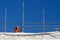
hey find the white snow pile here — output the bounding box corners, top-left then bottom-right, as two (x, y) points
(0, 31), (60, 40)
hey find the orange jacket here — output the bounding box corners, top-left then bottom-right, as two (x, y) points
(15, 26), (21, 33)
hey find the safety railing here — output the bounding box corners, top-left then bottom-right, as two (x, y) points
(0, 22), (60, 32)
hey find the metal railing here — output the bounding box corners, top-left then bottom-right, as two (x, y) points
(0, 22), (60, 32)
(0, 22), (60, 24)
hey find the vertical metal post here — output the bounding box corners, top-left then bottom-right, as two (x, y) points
(5, 8), (7, 32)
(22, 0), (24, 32)
(43, 8), (45, 32)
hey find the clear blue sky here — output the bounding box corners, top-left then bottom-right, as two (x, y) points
(0, 0), (60, 32)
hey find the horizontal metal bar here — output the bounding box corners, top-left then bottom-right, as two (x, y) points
(0, 22), (60, 24)
(4, 27), (60, 29)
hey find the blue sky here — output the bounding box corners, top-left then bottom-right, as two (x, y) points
(0, 0), (60, 32)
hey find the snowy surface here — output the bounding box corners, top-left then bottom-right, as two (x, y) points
(0, 31), (60, 40)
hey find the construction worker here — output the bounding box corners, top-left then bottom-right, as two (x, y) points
(15, 26), (21, 33)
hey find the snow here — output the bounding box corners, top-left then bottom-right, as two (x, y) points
(0, 31), (60, 40)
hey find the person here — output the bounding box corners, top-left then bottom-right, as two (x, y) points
(15, 26), (21, 33)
